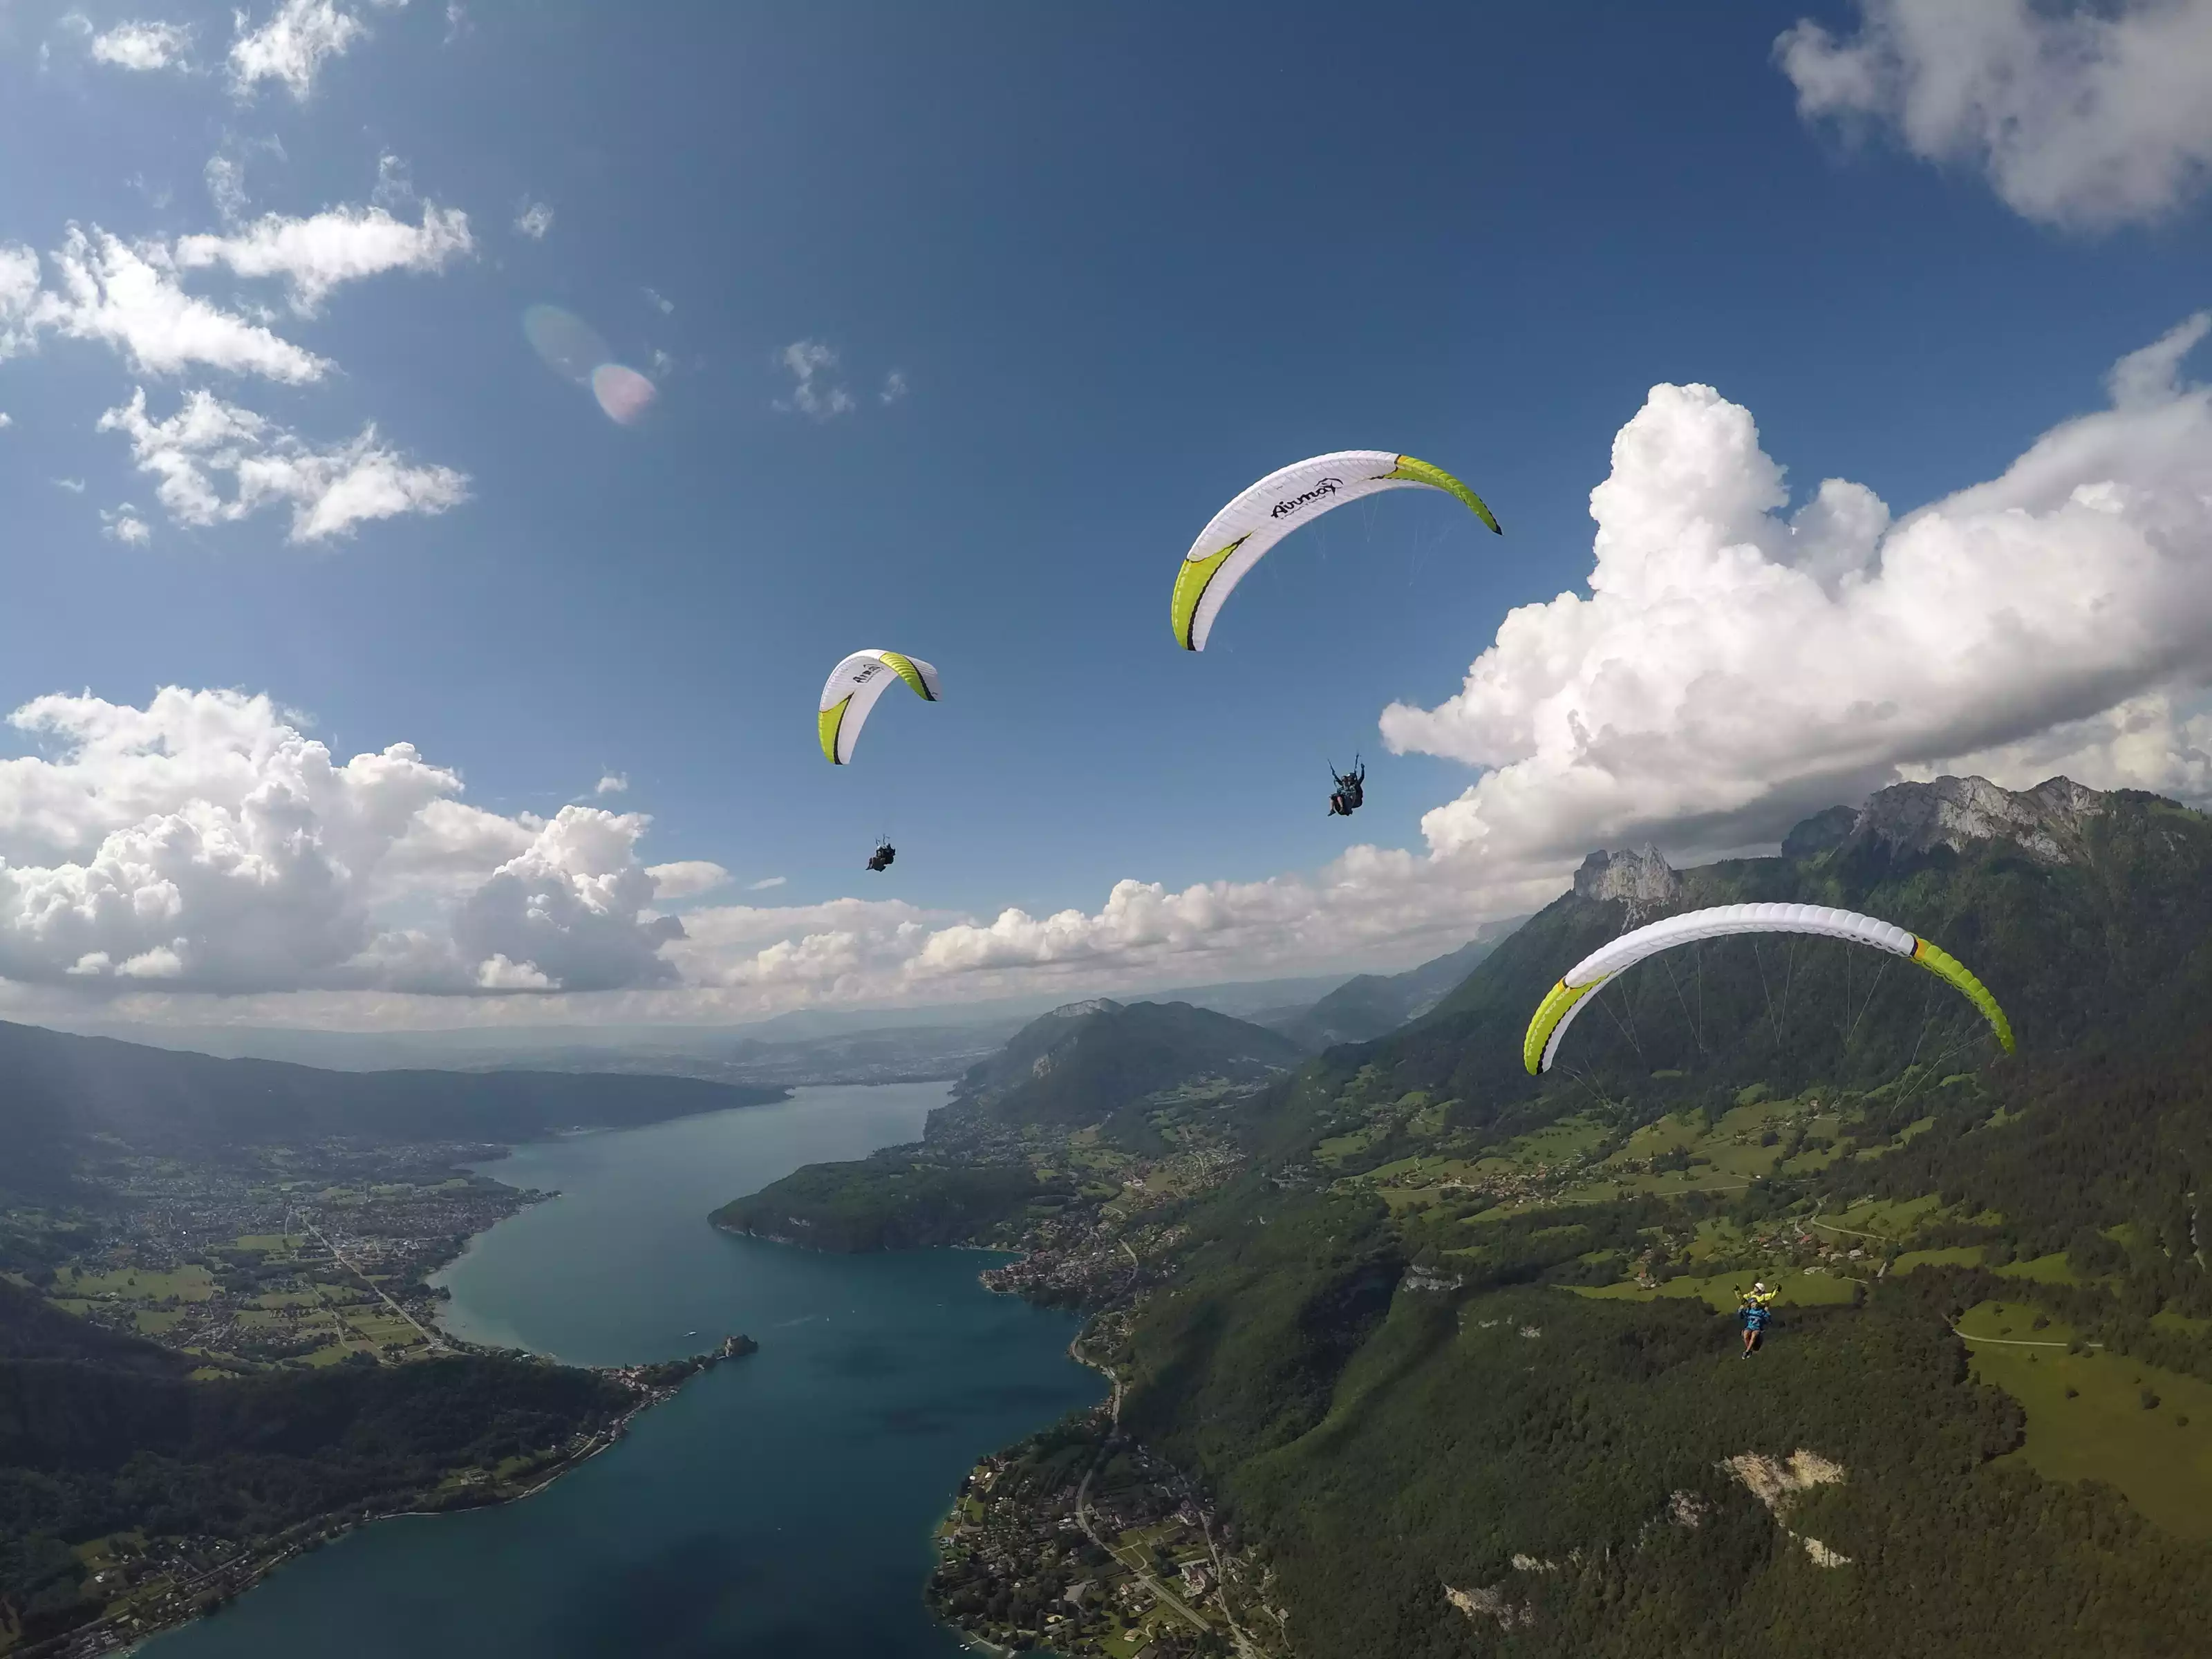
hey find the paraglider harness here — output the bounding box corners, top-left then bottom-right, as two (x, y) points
(1738, 1288), (1776, 1352)
(1327, 757), (1366, 818)
(865, 840), (896, 873)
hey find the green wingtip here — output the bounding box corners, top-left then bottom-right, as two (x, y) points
(1387, 455), (1502, 536)
(877, 651), (934, 700)
(1522, 977), (1593, 1074)
(1911, 938), (2016, 1055)
(818, 697), (850, 764)
(1171, 538), (1244, 650)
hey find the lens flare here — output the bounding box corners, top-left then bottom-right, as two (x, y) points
(524, 305), (659, 426)
(522, 304), (607, 384)
(592, 362), (658, 425)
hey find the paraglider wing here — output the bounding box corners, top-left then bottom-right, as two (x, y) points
(1521, 901), (2015, 1075)
(1170, 451), (1500, 651)
(817, 650), (942, 765)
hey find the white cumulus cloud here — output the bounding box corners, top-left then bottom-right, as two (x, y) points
(646, 861), (731, 899)
(1381, 311), (2212, 865)
(90, 20), (193, 71)
(647, 846), (1558, 1016)
(452, 807), (683, 993)
(1778, 0), (2212, 230)
(173, 201), (472, 315)
(1, 245), (45, 359)
(0, 688), (683, 995)
(101, 505), (152, 544)
(99, 386), (469, 543)
(229, 0), (370, 100)
(37, 225), (328, 383)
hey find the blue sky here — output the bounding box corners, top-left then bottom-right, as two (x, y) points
(1, 0), (2210, 1028)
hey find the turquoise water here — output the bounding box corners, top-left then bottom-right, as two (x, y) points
(149, 1082), (1103, 1656)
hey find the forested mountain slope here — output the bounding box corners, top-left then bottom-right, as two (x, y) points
(1250, 774), (2212, 1165)
(956, 999), (1310, 1130)
(1108, 777), (2212, 1659)
(1269, 932), (1512, 1051)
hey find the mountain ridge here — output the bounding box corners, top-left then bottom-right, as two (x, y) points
(0, 1020), (791, 1214)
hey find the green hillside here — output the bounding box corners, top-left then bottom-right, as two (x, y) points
(711, 1161), (1065, 1253)
(1253, 778), (2212, 1170)
(715, 1000), (1307, 1252)
(959, 999), (1310, 1139)
(713, 778), (2212, 1656)
(1082, 779), (2212, 1657)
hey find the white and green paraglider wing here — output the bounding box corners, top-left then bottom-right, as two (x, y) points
(1521, 901), (2015, 1075)
(817, 649), (941, 765)
(1170, 451), (1500, 651)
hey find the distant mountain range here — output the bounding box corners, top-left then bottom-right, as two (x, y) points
(1263, 926), (1519, 1050)
(0, 1021), (785, 1201)
(36, 969), (1407, 1080)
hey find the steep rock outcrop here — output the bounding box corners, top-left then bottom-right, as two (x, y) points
(1844, 775), (2109, 864)
(1572, 845), (1682, 911)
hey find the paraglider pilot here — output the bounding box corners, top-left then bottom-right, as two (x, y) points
(1328, 758), (1366, 818)
(1739, 1281), (1776, 1357)
(866, 841), (896, 873)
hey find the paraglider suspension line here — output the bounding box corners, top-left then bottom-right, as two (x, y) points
(1839, 955), (1892, 1056)
(1594, 977), (1646, 1065)
(1752, 938), (1787, 1058)
(1658, 953), (1708, 1064)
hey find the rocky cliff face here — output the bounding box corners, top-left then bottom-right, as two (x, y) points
(1841, 775), (2109, 864)
(1042, 997), (1121, 1020)
(1572, 845), (1683, 910)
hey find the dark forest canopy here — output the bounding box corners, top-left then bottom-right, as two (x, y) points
(0, 1279), (630, 1644)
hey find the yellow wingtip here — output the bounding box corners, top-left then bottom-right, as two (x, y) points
(1910, 937), (2016, 1055)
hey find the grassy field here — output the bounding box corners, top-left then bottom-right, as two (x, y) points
(54, 1264), (215, 1302)
(1995, 1251), (2084, 1286)
(1812, 1193), (1943, 1239)
(1573, 1268), (1861, 1311)
(1960, 1299), (2212, 1541)
(1891, 1245), (1983, 1273)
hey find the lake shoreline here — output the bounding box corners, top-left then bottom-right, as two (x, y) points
(82, 1342), (750, 1659)
(141, 1082), (1095, 1659)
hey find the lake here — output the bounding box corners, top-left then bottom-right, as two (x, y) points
(147, 1081), (1104, 1657)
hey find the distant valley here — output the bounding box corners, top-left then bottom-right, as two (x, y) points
(0, 1033), (777, 1652)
